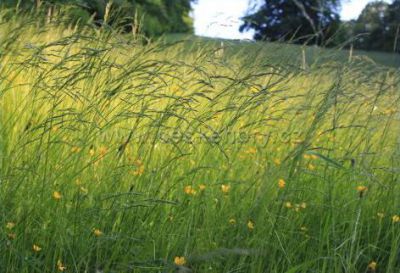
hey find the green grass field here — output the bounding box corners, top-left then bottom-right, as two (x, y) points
(1, 14), (400, 273)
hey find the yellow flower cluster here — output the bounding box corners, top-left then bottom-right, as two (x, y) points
(285, 202), (307, 212)
(174, 256), (186, 266)
(132, 159), (145, 176)
(184, 186), (196, 196)
(184, 184), (207, 196)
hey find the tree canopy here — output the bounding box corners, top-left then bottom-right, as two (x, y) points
(352, 0), (400, 52)
(240, 0), (341, 45)
(1, 0), (194, 36)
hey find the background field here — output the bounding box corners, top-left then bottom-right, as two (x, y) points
(0, 15), (400, 273)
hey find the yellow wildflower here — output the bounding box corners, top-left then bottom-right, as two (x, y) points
(229, 218), (236, 225)
(368, 261), (377, 271)
(247, 220), (255, 231)
(357, 186), (368, 193)
(278, 179), (286, 189)
(285, 202), (292, 208)
(6, 222), (16, 229)
(174, 256), (186, 266)
(392, 215), (400, 223)
(52, 191), (62, 200)
(131, 159), (145, 176)
(32, 244), (42, 252)
(57, 260), (67, 272)
(308, 164), (316, 170)
(93, 229), (103, 236)
(357, 186), (368, 198)
(199, 184), (206, 191)
(89, 149), (95, 157)
(300, 202), (307, 209)
(221, 184), (231, 194)
(274, 159), (281, 166)
(184, 186), (196, 196)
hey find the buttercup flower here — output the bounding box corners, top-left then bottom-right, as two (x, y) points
(93, 229), (103, 236)
(357, 186), (368, 193)
(32, 244), (42, 252)
(6, 222), (15, 229)
(53, 191), (62, 200)
(278, 179), (286, 189)
(357, 186), (368, 198)
(174, 256), (186, 266)
(368, 261), (377, 271)
(184, 186), (196, 196)
(247, 220), (255, 230)
(57, 260), (67, 272)
(221, 184), (231, 193)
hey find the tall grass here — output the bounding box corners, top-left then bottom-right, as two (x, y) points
(0, 11), (400, 273)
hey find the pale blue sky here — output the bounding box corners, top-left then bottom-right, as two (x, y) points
(193, 0), (393, 40)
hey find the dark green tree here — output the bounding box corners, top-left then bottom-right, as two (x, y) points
(240, 0), (341, 45)
(0, 0), (195, 36)
(352, 1), (390, 51)
(352, 0), (400, 52)
(387, 0), (400, 52)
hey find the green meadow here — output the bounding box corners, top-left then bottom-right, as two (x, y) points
(0, 13), (400, 273)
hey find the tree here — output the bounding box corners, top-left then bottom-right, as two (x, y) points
(352, 1), (390, 51)
(386, 0), (400, 52)
(352, 0), (400, 52)
(240, 0), (341, 45)
(0, 0), (195, 36)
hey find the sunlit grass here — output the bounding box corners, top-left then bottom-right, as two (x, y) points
(0, 11), (400, 273)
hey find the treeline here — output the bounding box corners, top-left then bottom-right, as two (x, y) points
(1, 0), (399, 53)
(242, 0), (400, 53)
(349, 1), (400, 52)
(0, 0), (193, 36)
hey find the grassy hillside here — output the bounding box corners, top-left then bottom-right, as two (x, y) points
(164, 34), (400, 68)
(0, 15), (400, 273)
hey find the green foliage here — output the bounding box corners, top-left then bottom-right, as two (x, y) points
(0, 0), (194, 36)
(352, 0), (400, 52)
(240, 0), (341, 45)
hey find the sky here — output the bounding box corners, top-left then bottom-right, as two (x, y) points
(192, 0), (393, 40)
